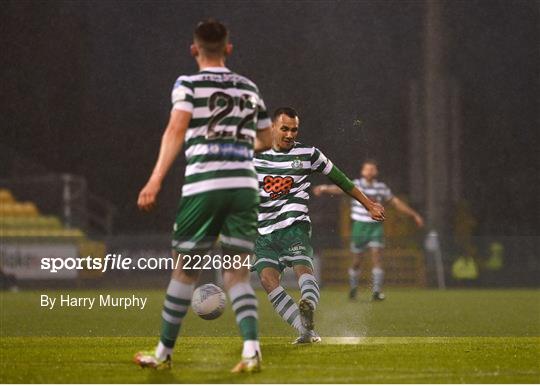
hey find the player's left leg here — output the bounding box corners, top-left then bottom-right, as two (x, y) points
(134, 250), (201, 369)
(293, 264), (321, 341)
(287, 222), (321, 343)
(348, 252), (363, 300)
(365, 221), (385, 300)
(370, 247), (385, 301)
(349, 220), (369, 300)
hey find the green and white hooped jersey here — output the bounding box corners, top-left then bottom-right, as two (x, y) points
(254, 142), (333, 235)
(172, 67), (271, 197)
(351, 178), (393, 223)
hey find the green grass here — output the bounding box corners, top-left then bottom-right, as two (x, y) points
(1, 289), (539, 383)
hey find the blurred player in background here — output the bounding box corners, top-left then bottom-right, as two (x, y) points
(134, 19), (272, 372)
(314, 160), (424, 301)
(253, 108), (384, 343)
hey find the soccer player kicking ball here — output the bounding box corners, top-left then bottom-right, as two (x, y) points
(253, 107), (384, 343)
(314, 160), (424, 301)
(134, 19), (272, 373)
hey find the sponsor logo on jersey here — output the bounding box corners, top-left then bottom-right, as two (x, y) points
(263, 175), (294, 200)
(208, 143), (251, 159)
(289, 242), (306, 255)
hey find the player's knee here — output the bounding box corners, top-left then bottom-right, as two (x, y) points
(222, 266), (250, 288)
(172, 266), (199, 282)
(371, 254), (382, 266)
(259, 270), (280, 293)
(293, 264), (313, 278)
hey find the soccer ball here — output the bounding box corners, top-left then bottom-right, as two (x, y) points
(191, 283), (227, 320)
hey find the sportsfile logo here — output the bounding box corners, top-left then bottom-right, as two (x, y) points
(40, 253), (252, 273)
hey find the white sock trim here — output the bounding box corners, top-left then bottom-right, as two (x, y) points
(372, 267), (384, 275)
(242, 339), (261, 358)
(155, 341), (173, 361)
(167, 278), (195, 299)
(348, 268), (360, 278)
(228, 281), (255, 300)
(372, 267), (384, 292)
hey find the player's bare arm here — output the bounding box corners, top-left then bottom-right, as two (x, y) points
(254, 126), (272, 152)
(390, 196), (424, 227)
(313, 183), (384, 221)
(137, 109), (191, 212)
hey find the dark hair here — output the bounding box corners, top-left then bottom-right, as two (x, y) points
(363, 159), (378, 167)
(193, 19), (229, 57)
(272, 107), (299, 121)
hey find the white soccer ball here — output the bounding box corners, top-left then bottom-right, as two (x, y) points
(191, 283), (227, 320)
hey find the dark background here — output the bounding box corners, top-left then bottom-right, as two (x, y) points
(1, 0), (538, 236)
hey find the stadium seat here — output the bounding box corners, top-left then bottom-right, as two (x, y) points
(0, 189), (15, 203)
(0, 189), (84, 238)
(0, 202), (39, 217)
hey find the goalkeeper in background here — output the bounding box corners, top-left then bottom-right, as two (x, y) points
(253, 107), (384, 343)
(314, 160), (424, 301)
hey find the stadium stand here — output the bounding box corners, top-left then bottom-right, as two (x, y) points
(1, 188), (105, 281)
(0, 188), (84, 238)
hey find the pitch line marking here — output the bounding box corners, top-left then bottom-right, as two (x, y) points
(319, 336), (540, 345)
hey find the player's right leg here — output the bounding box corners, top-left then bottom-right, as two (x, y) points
(222, 261), (261, 373)
(220, 188), (262, 372)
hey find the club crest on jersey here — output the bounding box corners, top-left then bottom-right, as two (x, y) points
(291, 158), (302, 169)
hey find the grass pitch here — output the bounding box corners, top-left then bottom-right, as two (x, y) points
(1, 288), (539, 383)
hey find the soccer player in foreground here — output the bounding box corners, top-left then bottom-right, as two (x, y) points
(253, 108), (385, 343)
(134, 19), (272, 373)
(314, 160), (424, 301)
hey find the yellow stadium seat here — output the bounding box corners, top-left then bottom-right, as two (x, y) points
(0, 189), (15, 203)
(0, 203), (16, 216)
(0, 191), (87, 240)
(62, 229), (85, 237)
(0, 203), (37, 217)
(20, 202), (39, 216)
